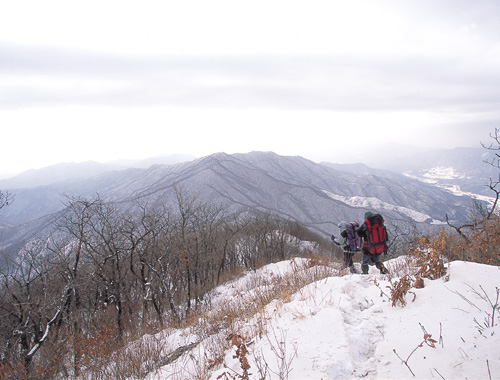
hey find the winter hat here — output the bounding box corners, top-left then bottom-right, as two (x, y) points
(364, 211), (373, 219)
(338, 221), (347, 230)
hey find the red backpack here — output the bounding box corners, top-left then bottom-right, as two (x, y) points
(365, 214), (388, 254)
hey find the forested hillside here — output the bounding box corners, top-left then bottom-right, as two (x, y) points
(0, 191), (325, 378)
(1, 130), (499, 379)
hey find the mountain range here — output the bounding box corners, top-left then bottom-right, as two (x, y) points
(1, 147), (494, 255)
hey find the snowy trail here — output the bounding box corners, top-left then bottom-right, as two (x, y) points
(147, 259), (500, 380)
(240, 266), (391, 380)
(334, 276), (384, 378)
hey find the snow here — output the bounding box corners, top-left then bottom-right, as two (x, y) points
(403, 167), (469, 184)
(322, 191), (433, 223)
(143, 258), (500, 380)
(423, 167), (470, 181)
(403, 167), (497, 206)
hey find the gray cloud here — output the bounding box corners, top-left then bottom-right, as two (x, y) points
(2, 1), (500, 113)
(2, 0), (500, 177)
(1, 48), (498, 114)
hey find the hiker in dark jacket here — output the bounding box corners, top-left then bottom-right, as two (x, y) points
(357, 211), (389, 275)
(331, 221), (358, 273)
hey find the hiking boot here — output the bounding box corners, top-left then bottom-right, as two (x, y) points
(376, 262), (389, 274)
(362, 264), (369, 274)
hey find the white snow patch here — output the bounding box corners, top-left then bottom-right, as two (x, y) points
(323, 190), (432, 223)
(438, 184), (496, 204)
(403, 166), (469, 181)
(404, 170), (497, 206)
(423, 166), (470, 180)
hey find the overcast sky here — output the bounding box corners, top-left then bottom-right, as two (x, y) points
(1, 0), (499, 178)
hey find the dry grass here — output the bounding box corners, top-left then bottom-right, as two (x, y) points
(70, 255), (337, 380)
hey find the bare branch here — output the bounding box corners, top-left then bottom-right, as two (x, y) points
(445, 213), (472, 243)
(0, 189), (14, 210)
(447, 128), (500, 240)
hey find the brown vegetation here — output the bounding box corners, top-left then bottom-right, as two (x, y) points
(0, 189), (324, 379)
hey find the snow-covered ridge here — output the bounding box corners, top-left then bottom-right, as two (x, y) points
(323, 190), (433, 223)
(143, 258), (500, 380)
(434, 184), (496, 204)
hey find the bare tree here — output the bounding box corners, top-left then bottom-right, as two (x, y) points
(482, 127), (500, 170)
(0, 239), (69, 376)
(446, 128), (500, 241)
(51, 195), (104, 375)
(481, 127), (500, 215)
(216, 214), (247, 285)
(385, 219), (417, 259)
(86, 199), (130, 340)
(0, 189), (14, 211)
(125, 200), (174, 330)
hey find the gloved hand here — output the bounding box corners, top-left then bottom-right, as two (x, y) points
(331, 234), (335, 241)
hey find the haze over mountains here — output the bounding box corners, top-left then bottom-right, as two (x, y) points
(0, 154), (196, 189)
(0, 146), (495, 255)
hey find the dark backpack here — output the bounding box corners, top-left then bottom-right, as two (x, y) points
(346, 222), (362, 251)
(365, 214), (388, 254)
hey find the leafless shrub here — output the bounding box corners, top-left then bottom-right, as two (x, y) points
(264, 324), (298, 380)
(450, 284), (500, 336)
(470, 285), (499, 331)
(393, 324), (438, 377)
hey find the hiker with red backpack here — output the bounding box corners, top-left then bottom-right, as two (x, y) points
(357, 211), (389, 275)
(331, 221), (362, 273)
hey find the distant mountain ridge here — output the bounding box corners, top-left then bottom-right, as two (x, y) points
(0, 154), (195, 189)
(0, 161), (126, 189)
(0, 151), (476, 253)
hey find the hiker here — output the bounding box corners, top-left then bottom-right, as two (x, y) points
(331, 221), (361, 273)
(357, 211), (389, 275)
